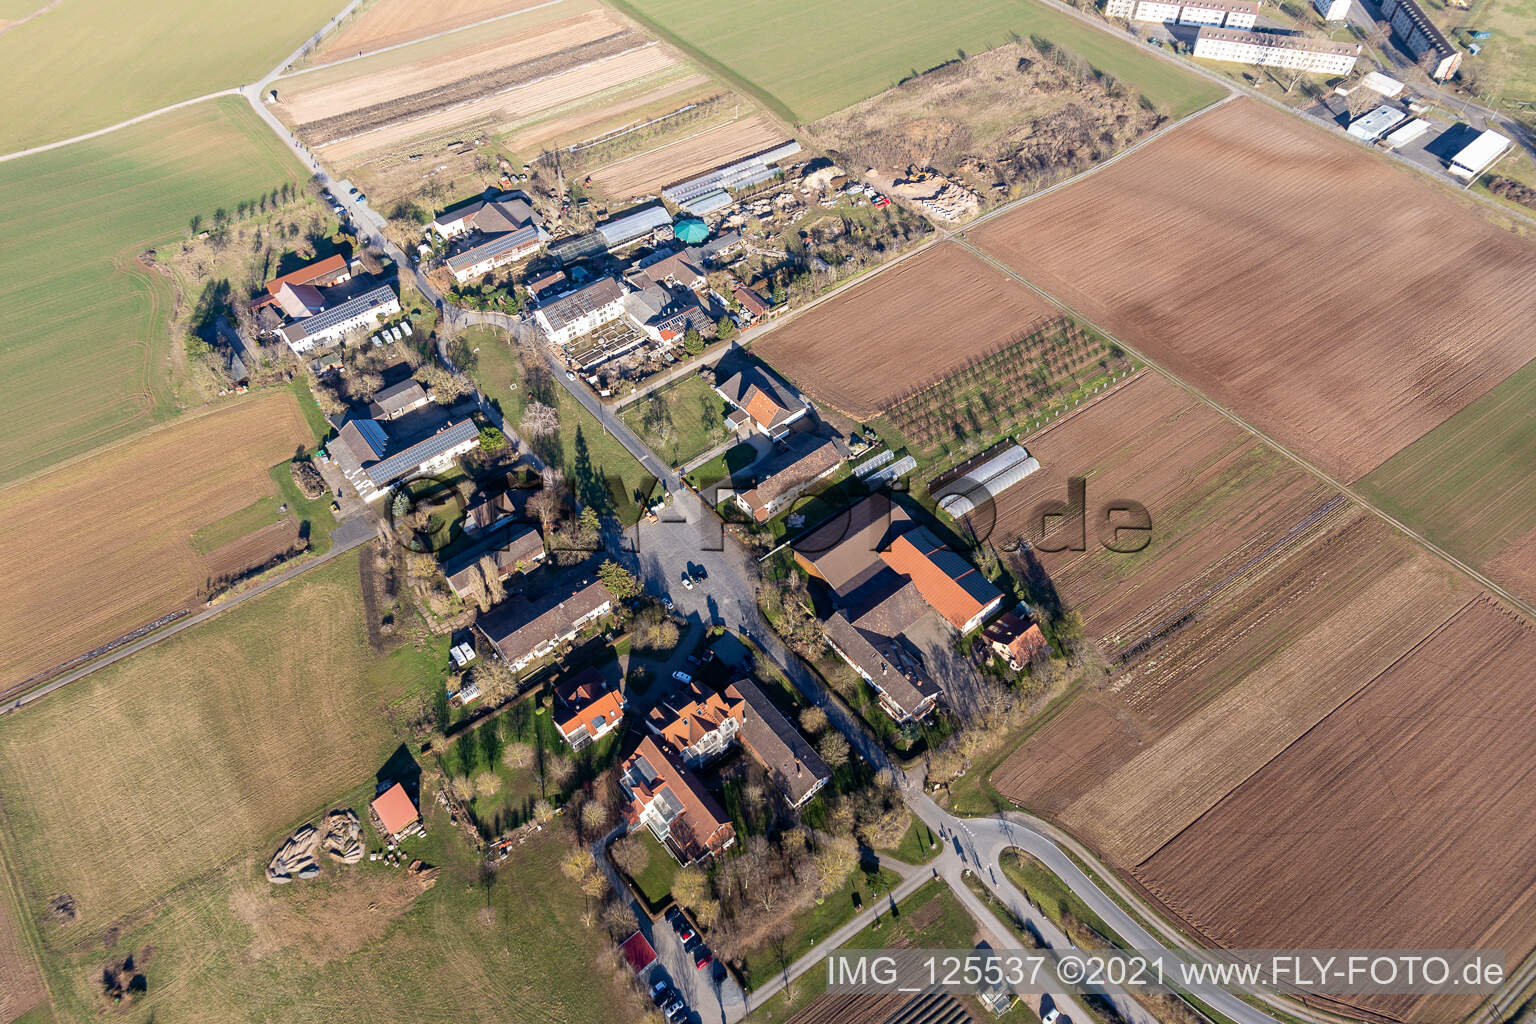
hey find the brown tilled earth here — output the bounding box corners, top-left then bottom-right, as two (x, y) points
(969, 97), (1536, 483)
(985, 375), (1477, 862)
(587, 114), (789, 199)
(312, 0), (555, 61)
(0, 391), (311, 687)
(0, 887), (45, 1024)
(1135, 595), (1536, 1023)
(751, 242), (1057, 418)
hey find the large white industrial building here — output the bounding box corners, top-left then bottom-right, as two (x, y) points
(1193, 27), (1362, 74)
(1104, 0), (1258, 26)
(1449, 130), (1511, 182)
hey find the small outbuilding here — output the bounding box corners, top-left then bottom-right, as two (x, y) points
(1449, 129), (1511, 182)
(618, 931), (658, 974)
(370, 783), (420, 839)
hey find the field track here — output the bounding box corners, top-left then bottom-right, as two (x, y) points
(970, 97), (1536, 483)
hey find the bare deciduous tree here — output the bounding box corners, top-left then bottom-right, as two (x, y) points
(520, 400), (560, 439)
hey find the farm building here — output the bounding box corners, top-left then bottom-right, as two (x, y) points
(1193, 27), (1361, 73)
(732, 432), (846, 522)
(983, 611), (1050, 669)
(714, 363), (810, 440)
(277, 281), (401, 354)
(619, 736), (736, 864)
(429, 194), (547, 284)
(546, 230), (607, 264)
(793, 493), (1003, 721)
(440, 522), (545, 599)
(661, 141), (802, 210)
(252, 253), (353, 309)
(1449, 129), (1511, 181)
(730, 676), (831, 808)
(474, 570), (613, 671)
(1103, 0), (1258, 27)
(329, 413), (479, 502)
(691, 231), (745, 266)
(1379, 0), (1461, 79)
(596, 203), (673, 251)
(1361, 70), (1407, 96)
(1348, 105), (1408, 141)
(648, 680), (744, 766)
(533, 277), (628, 346)
(554, 667), (627, 750)
(369, 782), (420, 840)
(367, 379), (430, 420)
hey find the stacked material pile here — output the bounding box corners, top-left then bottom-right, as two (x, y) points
(321, 809), (364, 864)
(266, 825), (321, 883)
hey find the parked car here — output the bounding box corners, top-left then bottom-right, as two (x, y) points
(566, 369), (577, 380)
(1041, 1006), (1061, 1024)
(672, 670), (692, 684)
(692, 566), (708, 582)
(662, 596), (675, 612)
(650, 980), (670, 1005)
(665, 1002), (688, 1023)
(694, 946), (713, 970)
(671, 917), (696, 944)
(680, 571), (694, 590)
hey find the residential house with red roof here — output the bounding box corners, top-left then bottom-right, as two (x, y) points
(619, 736), (735, 864)
(554, 667), (627, 750)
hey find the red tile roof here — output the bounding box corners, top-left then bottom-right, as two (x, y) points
(370, 783), (418, 836)
(619, 931), (658, 973)
(621, 736), (734, 862)
(879, 529), (1000, 631)
(648, 682), (744, 754)
(264, 253), (348, 295)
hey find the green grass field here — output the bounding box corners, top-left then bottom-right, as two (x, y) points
(627, 829), (680, 906)
(611, 0), (1224, 121)
(465, 326), (658, 522)
(1356, 356), (1536, 589)
(190, 496), (286, 553)
(619, 375), (731, 468)
(746, 877), (983, 1021)
(0, 0), (340, 150)
(0, 97), (306, 486)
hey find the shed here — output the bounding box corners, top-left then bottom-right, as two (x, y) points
(1361, 71), (1405, 97)
(1449, 129), (1511, 181)
(370, 783), (419, 838)
(618, 931), (658, 974)
(1347, 105), (1407, 141)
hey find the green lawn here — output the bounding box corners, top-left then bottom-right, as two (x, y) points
(627, 829), (680, 907)
(0, 0), (341, 149)
(619, 375), (730, 469)
(746, 877), (984, 1022)
(612, 0), (1225, 122)
(1356, 355), (1536, 588)
(1000, 850), (1117, 945)
(0, 97), (307, 485)
(464, 325), (659, 523)
(269, 459), (339, 555)
(738, 864), (901, 990)
(879, 814), (943, 865)
(439, 693), (624, 837)
(189, 495), (286, 553)
(683, 440), (758, 488)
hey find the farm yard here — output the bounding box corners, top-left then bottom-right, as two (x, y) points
(750, 243), (1057, 420)
(271, 0), (726, 209)
(804, 41), (1213, 220)
(0, 0), (336, 150)
(969, 98), (1536, 484)
(0, 97), (307, 486)
(1357, 355), (1536, 605)
(585, 111), (790, 200)
(0, 551), (440, 943)
(0, 391), (315, 690)
(309, 0), (556, 62)
(1136, 595), (1536, 1024)
(613, 0), (1224, 123)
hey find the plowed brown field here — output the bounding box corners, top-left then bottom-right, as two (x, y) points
(969, 98), (1536, 483)
(587, 114), (789, 199)
(312, 0), (554, 61)
(985, 374), (1476, 862)
(0, 888), (44, 1024)
(751, 242), (1056, 418)
(0, 391), (311, 687)
(1136, 595), (1536, 1023)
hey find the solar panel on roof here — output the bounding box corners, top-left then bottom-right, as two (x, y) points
(364, 420), (478, 485)
(355, 419), (390, 458)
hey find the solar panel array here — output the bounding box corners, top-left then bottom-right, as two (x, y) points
(364, 419), (478, 485)
(289, 284), (396, 339)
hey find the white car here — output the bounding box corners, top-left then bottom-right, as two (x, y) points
(680, 573), (694, 590)
(1041, 1007), (1061, 1024)
(566, 370), (576, 380)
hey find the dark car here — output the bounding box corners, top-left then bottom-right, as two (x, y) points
(650, 980), (670, 1006)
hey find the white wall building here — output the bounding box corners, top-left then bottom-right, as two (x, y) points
(1449, 129), (1511, 181)
(1104, 0), (1258, 27)
(532, 277), (628, 346)
(1193, 26), (1362, 74)
(1313, 0), (1351, 19)
(278, 284), (401, 355)
(1379, 0), (1461, 79)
